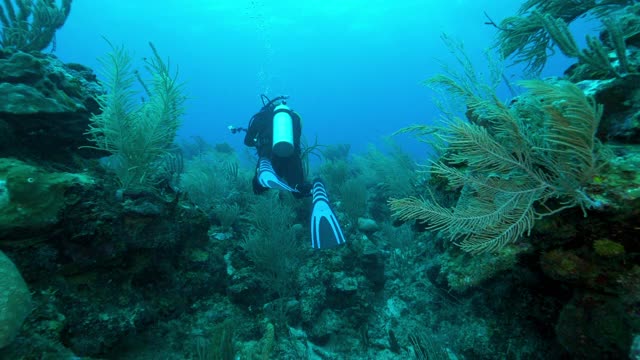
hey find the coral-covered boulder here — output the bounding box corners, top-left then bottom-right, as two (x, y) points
(0, 158), (94, 239)
(0, 250), (32, 349)
(576, 76), (640, 142)
(555, 292), (635, 359)
(0, 49), (104, 166)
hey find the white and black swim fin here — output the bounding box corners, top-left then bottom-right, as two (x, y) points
(257, 158), (299, 193)
(310, 179), (346, 249)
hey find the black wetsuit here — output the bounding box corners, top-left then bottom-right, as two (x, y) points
(244, 106), (311, 198)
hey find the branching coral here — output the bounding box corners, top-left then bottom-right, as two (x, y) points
(536, 10), (629, 76)
(389, 80), (607, 254)
(0, 0), (72, 52)
(493, 0), (634, 74)
(84, 40), (186, 191)
(241, 193), (306, 298)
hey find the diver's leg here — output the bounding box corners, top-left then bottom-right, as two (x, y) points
(273, 155), (310, 198)
(252, 161), (269, 195)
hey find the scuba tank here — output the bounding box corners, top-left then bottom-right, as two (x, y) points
(271, 103), (294, 157)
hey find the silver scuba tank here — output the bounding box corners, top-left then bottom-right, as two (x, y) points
(272, 103), (294, 157)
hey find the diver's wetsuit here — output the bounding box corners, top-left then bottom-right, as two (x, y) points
(244, 106), (311, 198)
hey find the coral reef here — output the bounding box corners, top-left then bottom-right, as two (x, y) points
(389, 3), (640, 359)
(2, 1), (640, 359)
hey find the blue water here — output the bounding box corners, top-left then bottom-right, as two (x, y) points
(54, 0), (598, 159)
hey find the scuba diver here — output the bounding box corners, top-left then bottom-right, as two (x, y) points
(229, 95), (345, 249)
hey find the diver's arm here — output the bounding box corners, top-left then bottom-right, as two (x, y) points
(244, 126), (257, 147)
(244, 112), (263, 147)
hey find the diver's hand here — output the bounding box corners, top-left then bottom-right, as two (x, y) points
(228, 125), (247, 134)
